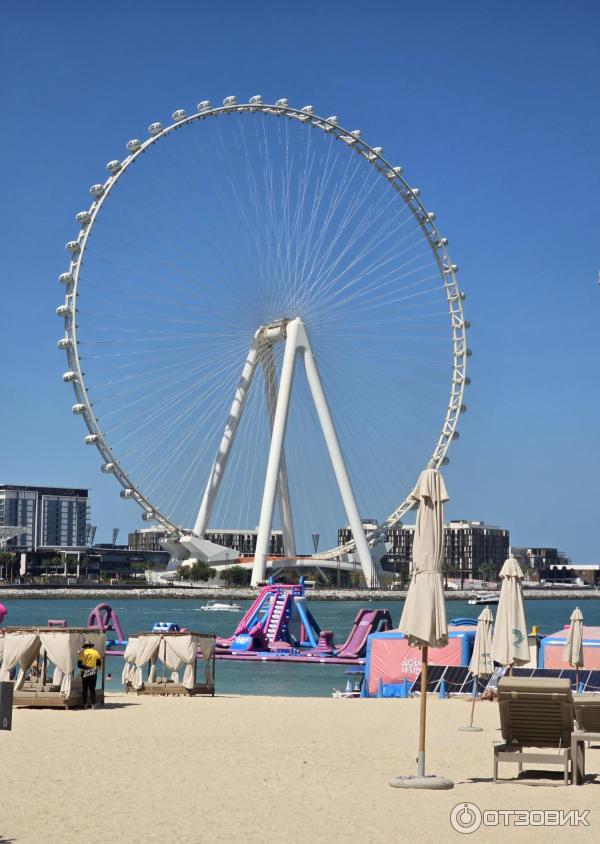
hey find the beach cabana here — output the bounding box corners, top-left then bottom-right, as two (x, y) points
(0, 627), (106, 709)
(540, 625), (600, 672)
(365, 624), (476, 695)
(123, 631), (215, 697)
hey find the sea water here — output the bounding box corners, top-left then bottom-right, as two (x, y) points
(2, 597), (599, 697)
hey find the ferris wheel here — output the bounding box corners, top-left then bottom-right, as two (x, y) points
(57, 95), (469, 587)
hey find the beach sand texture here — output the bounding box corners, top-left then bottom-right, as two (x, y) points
(3, 695), (598, 843)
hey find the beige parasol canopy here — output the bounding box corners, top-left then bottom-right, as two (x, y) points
(398, 467), (449, 648)
(491, 556), (529, 667)
(469, 606), (494, 678)
(391, 466), (453, 788)
(563, 606), (584, 669)
(460, 606), (494, 732)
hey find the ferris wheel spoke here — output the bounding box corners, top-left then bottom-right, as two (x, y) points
(304, 199), (419, 309)
(299, 155), (407, 295)
(313, 213), (431, 305)
(96, 354), (243, 431)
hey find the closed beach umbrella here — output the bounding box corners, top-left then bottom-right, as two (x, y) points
(491, 556), (529, 670)
(391, 465), (452, 790)
(469, 606), (494, 678)
(398, 467), (448, 648)
(460, 607), (494, 731)
(563, 606), (584, 685)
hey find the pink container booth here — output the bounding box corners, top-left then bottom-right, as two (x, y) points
(365, 623), (477, 696)
(539, 626), (600, 670)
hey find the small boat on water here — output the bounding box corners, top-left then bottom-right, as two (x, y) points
(200, 601), (241, 612)
(467, 592), (499, 606)
(152, 621), (181, 632)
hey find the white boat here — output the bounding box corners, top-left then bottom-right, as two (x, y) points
(200, 601), (241, 612)
(467, 592), (499, 606)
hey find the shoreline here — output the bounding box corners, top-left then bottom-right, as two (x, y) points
(1, 586), (598, 600)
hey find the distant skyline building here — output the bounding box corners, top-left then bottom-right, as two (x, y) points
(338, 519), (510, 578)
(512, 547), (571, 570)
(0, 484), (88, 550)
(128, 527), (285, 557)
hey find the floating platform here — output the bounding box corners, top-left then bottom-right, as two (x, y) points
(105, 648), (364, 665)
(215, 652), (365, 665)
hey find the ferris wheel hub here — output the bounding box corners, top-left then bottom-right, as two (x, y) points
(254, 318), (293, 344)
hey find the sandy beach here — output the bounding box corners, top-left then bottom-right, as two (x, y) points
(3, 694), (598, 843)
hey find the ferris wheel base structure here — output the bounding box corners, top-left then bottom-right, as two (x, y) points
(159, 536), (383, 584)
(190, 317), (384, 588)
(162, 535), (242, 567)
(160, 531), (389, 587)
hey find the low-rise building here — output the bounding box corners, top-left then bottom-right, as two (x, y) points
(89, 544), (170, 577)
(512, 547), (571, 570)
(128, 527), (284, 556)
(545, 563), (599, 586)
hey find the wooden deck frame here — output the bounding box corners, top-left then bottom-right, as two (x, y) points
(127, 682), (213, 697)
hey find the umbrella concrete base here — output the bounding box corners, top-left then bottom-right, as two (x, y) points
(458, 725), (483, 732)
(389, 774), (454, 790)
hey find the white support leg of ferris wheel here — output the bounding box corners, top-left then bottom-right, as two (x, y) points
(299, 323), (376, 588)
(252, 319), (300, 585)
(193, 345), (259, 537)
(251, 317), (374, 587)
(262, 344), (297, 560)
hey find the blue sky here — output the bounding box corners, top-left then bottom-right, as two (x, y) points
(1, 1), (599, 559)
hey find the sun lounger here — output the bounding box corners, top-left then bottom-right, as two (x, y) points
(573, 694), (600, 733)
(571, 695), (600, 784)
(494, 677), (583, 785)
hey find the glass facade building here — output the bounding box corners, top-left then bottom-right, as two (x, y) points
(0, 484), (88, 550)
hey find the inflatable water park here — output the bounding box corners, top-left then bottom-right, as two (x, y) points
(214, 582), (392, 663)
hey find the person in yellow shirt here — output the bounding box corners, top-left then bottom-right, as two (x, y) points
(77, 641), (102, 709)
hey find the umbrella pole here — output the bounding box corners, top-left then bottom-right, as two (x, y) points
(417, 645), (428, 777)
(468, 685), (477, 728)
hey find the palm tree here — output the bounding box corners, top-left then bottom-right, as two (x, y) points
(479, 561), (496, 586)
(445, 557), (459, 589)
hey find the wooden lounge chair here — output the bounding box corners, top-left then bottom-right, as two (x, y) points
(493, 677), (583, 785)
(574, 695), (600, 733)
(571, 695), (600, 785)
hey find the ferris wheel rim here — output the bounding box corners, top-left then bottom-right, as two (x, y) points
(57, 97), (469, 557)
